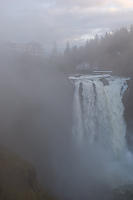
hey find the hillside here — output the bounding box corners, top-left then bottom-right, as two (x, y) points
(0, 148), (55, 200)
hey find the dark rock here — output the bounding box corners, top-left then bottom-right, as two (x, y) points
(112, 185), (133, 200)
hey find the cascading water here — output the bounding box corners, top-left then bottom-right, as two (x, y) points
(69, 74), (129, 157)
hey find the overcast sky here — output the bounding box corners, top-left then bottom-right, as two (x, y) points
(0, 0), (133, 48)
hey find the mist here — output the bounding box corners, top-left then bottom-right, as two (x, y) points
(0, 1), (133, 200)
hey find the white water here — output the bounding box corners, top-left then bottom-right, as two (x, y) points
(70, 75), (129, 157)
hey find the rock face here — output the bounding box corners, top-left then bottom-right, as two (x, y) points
(0, 148), (54, 200)
(112, 185), (133, 200)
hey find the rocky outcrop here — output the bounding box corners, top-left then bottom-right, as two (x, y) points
(112, 185), (133, 200)
(0, 148), (55, 200)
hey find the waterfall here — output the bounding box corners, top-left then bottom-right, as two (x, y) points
(70, 74), (129, 156)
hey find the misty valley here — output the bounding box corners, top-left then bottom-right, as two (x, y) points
(1, 3), (133, 199)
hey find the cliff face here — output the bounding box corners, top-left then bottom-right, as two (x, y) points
(112, 185), (133, 200)
(0, 148), (54, 200)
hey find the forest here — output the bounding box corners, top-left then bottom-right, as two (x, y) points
(49, 25), (133, 76)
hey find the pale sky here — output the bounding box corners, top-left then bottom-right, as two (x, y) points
(0, 0), (133, 48)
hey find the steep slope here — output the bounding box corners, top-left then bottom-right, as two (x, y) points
(0, 148), (54, 200)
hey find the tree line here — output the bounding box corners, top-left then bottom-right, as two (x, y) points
(49, 25), (133, 76)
